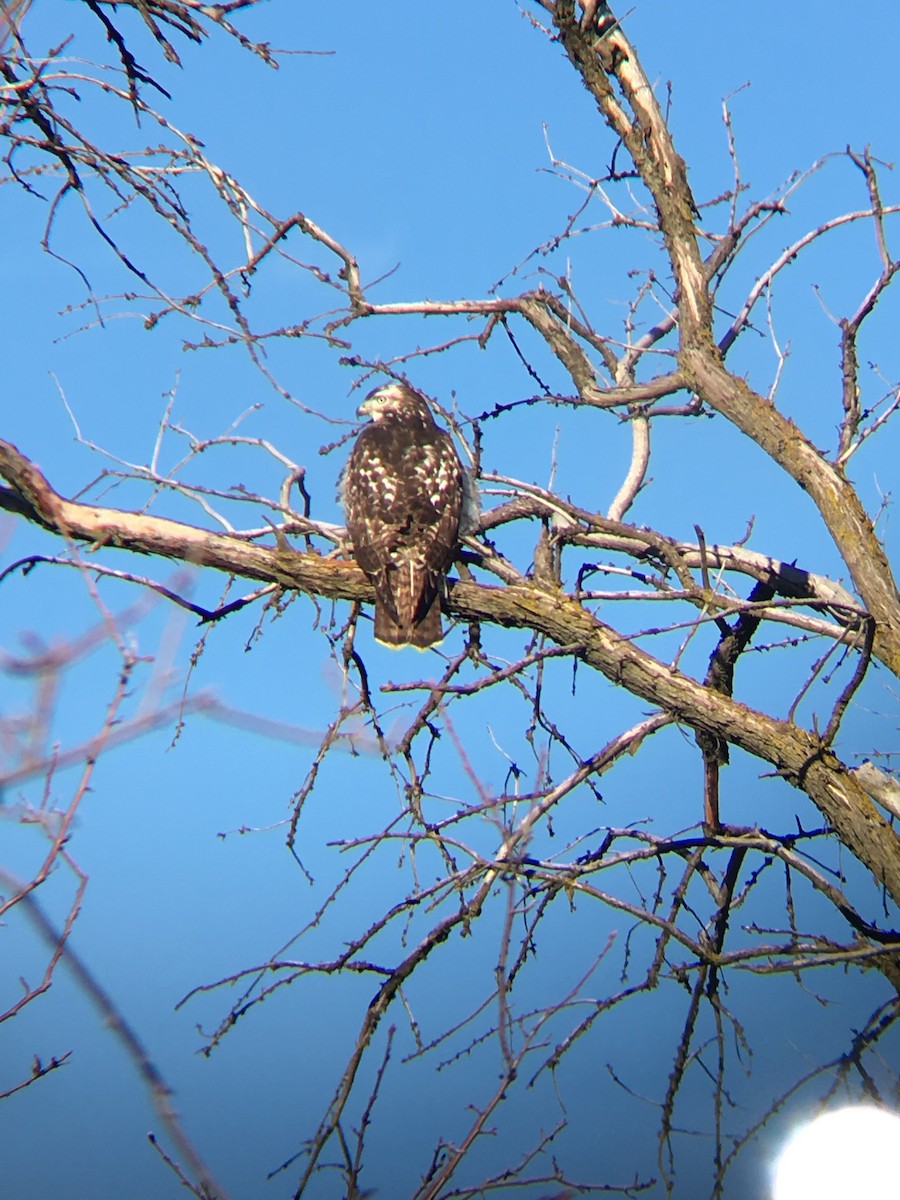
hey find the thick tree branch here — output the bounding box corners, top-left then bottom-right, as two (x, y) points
(547, 3), (900, 676)
(450, 575), (900, 910)
(679, 344), (900, 675)
(3, 438), (898, 914)
(552, 3), (711, 330)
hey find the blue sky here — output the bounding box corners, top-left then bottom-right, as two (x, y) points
(3, 4), (900, 1198)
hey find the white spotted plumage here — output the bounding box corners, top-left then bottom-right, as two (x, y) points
(341, 382), (470, 649)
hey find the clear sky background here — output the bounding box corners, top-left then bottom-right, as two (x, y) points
(3, 3), (900, 1198)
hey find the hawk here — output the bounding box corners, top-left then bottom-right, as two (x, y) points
(341, 382), (468, 649)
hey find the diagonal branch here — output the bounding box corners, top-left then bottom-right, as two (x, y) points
(3, 437), (898, 913)
(545, 3), (900, 676)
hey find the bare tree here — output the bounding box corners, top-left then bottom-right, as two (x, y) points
(2, 3), (899, 1198)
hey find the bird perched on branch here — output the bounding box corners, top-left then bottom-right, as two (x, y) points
(340, 382), (471, 649)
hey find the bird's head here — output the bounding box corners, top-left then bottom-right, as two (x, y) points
(357, 382), (419, 422)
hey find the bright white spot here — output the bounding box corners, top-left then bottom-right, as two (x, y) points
(771, 1105), (900, 1199)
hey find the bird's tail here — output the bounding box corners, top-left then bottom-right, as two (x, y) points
(374, 583), (444, 649)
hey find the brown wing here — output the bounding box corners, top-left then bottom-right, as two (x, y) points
(342, 421), (463, 648)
